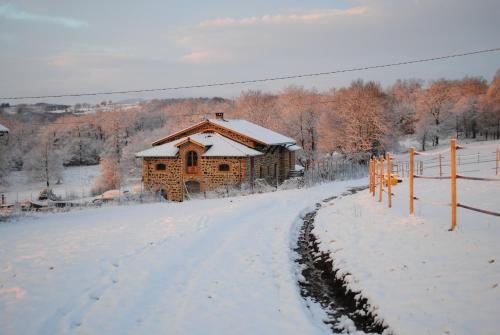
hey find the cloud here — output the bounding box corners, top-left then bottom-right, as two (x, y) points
(0, 3), (87, 28)
(49, 47), (136, 68)
(181, 50), (231, 64)
(198, 7), (368, 28)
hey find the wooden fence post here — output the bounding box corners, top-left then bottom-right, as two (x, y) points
(439, 153), (442, 177)
(379, 156), (384, 203)
(387, 153), (392, 208)
(450, 139), (457, 231)
(371, 159), (375, 197)
(369, 159), (373, 195)
(496, 148), (499, 176)
(409, 147), (414, 215)
(372, 159), (376, 197)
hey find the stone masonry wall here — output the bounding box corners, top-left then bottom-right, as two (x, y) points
(201, 157), (247, 191)
(143, 157), (183, 201)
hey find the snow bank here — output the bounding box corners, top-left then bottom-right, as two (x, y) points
(314, 140), (500, 334)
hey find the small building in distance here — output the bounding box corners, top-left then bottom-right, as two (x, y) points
(0, 124), (9, 136)
(136, 113), (301, 201)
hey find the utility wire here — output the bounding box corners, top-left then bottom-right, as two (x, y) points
(2, 47), (499, 100)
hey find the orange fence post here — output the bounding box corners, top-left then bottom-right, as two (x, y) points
(368, 159), (372, 193)
(387, 153), (392, 208)
(369, 159), (373, 194)
(373, 159), (376, 195)
(409, 147), (414, 215)
(372, 159), (376, 197)
(450, 139), (457, 231)
(439, 153), (442, 177)
(379, 156), (384, 203)
(496, 148), (499, 176)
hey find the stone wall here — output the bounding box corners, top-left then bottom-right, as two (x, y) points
(253, 146), (282, 186)
(143, 157), (183, 201)
(201, 157), (247, 191)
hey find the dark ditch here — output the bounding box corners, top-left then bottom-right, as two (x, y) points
(294, 186), (388, 334)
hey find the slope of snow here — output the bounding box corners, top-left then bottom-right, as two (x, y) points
(0, 180), (366, 335)
(313, 140), (500, 335)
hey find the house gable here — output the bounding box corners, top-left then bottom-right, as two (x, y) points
(175, 137), (206, 149)
(152, 120), (265, 148)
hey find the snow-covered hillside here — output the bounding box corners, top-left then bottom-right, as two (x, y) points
(0, 180), (365, 335)
(313, 140), (500, 334)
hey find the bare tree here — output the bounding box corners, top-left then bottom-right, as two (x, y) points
(24, 128), (64, 188)
(319, 80), (389, 158)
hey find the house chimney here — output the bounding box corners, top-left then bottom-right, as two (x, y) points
(215, 112), (224, 120)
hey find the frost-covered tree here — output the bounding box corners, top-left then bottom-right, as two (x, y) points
(24, 129), (64, 187)
(319, 80), (390, 158)
(92, 156), (120, 195)
(388, 79), (422, 135)
(417, 80), (455, 147)
(480, 71), (500, 139)
(277, 86), (321, 167)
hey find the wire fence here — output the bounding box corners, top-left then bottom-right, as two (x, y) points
(369, 142), (500, 231)
(304, 156), (369, 187)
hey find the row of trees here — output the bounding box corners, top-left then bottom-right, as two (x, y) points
(1, 70), (499, 191)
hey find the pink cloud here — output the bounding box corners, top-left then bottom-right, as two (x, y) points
(181, 50), (230, 63)
(198, 7), (368, 28)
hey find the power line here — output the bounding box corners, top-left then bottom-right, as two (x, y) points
(2, 47), (499, 101)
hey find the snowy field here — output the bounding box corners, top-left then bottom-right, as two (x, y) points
(0, 180), (366, 335)
(314, 140), (500, 335)
(2, 165), (100, 202)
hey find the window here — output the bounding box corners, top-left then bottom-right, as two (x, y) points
(219, 164), (230, 172)
(259, 166), (263, 178)
(186, 151), (198, 174)
(186, 151), (198, 166)
(156, 163), (166, 171)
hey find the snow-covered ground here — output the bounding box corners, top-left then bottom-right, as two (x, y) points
(314, 140), (500, 335)
(2, 165), (100, 203)
(0, 180), (366, 335)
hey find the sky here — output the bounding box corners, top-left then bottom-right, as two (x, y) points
(0, 0), (499, 104)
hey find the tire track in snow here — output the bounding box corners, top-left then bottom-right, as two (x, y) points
(36, 213), (214, 334)
(122, 199), (275, 333)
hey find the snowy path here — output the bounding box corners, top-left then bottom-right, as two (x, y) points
(0, 180), (365, 335)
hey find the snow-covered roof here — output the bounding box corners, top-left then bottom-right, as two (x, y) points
(152, 118), (296, 146)
(0, 124), (9, 133)
(136, 132), (263, 158)
(285, 144), (301, 152)
(209, 119), (295, 145)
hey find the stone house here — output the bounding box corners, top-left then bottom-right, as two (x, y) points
(136, 113), (300, 201)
